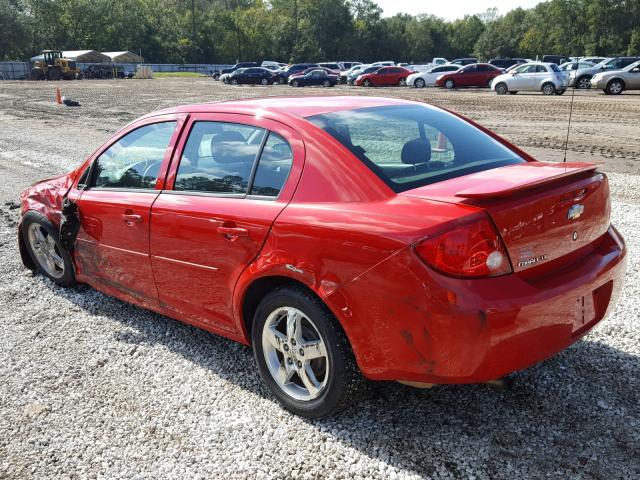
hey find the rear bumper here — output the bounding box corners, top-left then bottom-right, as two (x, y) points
(326, 226), (627, 383)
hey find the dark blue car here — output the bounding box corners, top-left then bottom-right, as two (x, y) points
(288, 69), (338, 87)
(275, 63), (319, 84)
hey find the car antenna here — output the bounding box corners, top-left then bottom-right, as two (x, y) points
(563, 0), (577, 164)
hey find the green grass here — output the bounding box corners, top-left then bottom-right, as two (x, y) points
(153, 71), (207, 78)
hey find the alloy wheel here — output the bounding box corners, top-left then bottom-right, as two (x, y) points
(261, 306), (329, 401)
(27, 223), (64, 279)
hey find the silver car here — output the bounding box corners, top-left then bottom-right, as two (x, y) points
(590, 60), (640, 94)
(491, 62), (567, 95)
(569, 57), (640, 89)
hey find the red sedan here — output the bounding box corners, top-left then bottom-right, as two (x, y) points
(435, 63), (502, 89)
(18, 96), (626, 418)
(354, 66), (414, 86)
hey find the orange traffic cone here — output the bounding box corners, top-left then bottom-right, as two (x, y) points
(433, 131), (448, 152)
(55, 87), (62, 104)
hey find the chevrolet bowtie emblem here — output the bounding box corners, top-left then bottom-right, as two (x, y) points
(567, 204), (584, 220)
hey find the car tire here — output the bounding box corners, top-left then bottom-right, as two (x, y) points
(495, 82), (508, 95)
(213, 73), (220, 81)
(398, 77), (407, 86)
(414, 78), (425, 88)
(576, 75), (592, 89)
(292, 79), (300, 87)
(252, 286), (363, 419)
(230, 78), (238, 85)
(606, 79), (624, 95)
(542, 83), (555, 95)
(322, 79), (331, 87)
(444, 79), (455, 89)
(21, 211), (76, 287)
(261, 78), (269, 85)
(363, 79), (372, 87)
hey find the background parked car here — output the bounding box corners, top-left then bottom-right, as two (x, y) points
(492, 62), (567, 95)
(489, 58), (527, 70)
(450, 57), (478, 66)
(338, 61), (361, 70)
(228, 67), (276, 85)
(213, 62), (258, 80)
(288, 68), (338, 87)
(591, 60), (640, 94)
(261, 61), (287, 70)
(341, 64), (369, 83)
(570, 56), (640, 89)
(542, 55), (571, 65)
(354, 66), (414, 87)
(435, 63), (501, 89)
(407, 64), (460, 88)
(318, 63), (341, 74)
(370, 61), (395, 67)
(347, 65), (379, 85)
(274, 63), (319, 84)
(289, 67), (338, 80)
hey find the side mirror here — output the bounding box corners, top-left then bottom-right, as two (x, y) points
(511, 71), (518, 75)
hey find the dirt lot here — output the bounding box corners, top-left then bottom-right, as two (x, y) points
(0, 78), (639, 479)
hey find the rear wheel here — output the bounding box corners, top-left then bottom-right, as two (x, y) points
(21, 211), (75, 287)
(414, 78), (426, 88)
(398, 77), (407, 86)
(495, 82), (508, 95)
(322, 79), (331, 87)
(261, 78), (269, 85)
(542, 83), (555, 95)
(213, 73), (220, 80)
(444, 79), (455, 89)
(230, 78), (238, 85)
(252, 287), (363, 418)
(606, 79), (624, 95)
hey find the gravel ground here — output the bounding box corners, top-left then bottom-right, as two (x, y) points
(0, 79), (639, 479)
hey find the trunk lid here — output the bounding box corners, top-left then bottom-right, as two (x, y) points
(401, 162), (611, 272)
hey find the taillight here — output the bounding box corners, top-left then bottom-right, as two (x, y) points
(414, 215), (512, 278)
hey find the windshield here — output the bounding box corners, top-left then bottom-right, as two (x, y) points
(308, 105), (525, 192)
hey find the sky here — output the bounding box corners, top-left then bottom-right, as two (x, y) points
(375, 0), (543, 20)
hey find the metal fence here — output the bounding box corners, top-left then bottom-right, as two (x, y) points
(76, 63), (234, 75)
(0, 61), (235, 79)
(0, 61), (30, 80)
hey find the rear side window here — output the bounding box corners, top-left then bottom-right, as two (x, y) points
(308, 105), (524, 193)
(250, 132), (293, 197)
(93, 121), (176, 189)
(174, 122), (266, 194)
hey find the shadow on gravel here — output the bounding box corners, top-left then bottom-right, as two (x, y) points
(50, 282), (639, 479)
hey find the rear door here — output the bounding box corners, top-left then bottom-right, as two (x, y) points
(149, 113), (303, 331)
(458, 65), (477, 86)
(73, 115), (185, 303)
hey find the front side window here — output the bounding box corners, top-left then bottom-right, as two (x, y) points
(93, 121), (176, 189)
(174, 121), (266, 194)
(308, 105), (524, 193)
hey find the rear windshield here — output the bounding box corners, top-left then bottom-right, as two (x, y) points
(308, 105), (525, 192)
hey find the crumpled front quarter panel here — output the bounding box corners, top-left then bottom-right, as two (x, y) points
(20, 172), (76, 226)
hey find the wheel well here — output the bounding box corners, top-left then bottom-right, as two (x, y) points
(241, 276), (321, 341)
(608, 78), (625, 88)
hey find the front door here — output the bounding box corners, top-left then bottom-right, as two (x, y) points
(150, 114), (302, 331)
(73, 117), (182, 304)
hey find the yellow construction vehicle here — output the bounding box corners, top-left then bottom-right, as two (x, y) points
(30, 50), (80, 80)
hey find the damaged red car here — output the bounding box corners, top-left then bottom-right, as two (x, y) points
(18, 96), (627, 418)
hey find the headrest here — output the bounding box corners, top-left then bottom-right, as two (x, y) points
(401, 138), (431, 165)
(211, 131), (248, 163)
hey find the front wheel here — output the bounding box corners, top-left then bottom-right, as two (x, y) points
(291, 79), (300, 87)
(21, 211), (75, 287)
(576, 76), (591, 89)
(322, 79), (331, 87)
(414, 78), (425, 88)
(363, 79), (372, 87)
(606, 79), (624, 95)
(261, 78), (269, 85)
(444, 79), (455, 89)
(252, 287), (363, 418)
(495, 82), (508, 95)
(230, 78), (238, 85)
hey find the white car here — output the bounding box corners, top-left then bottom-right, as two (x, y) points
(407, 65), (461, 88)
(492, 62), (568, 95)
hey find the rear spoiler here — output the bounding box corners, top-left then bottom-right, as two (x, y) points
(455, 162), (599, 199)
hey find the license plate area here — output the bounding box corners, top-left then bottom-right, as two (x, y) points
(572, 281), (613, 338)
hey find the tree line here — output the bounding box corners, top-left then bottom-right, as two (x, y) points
(1, 0), (639, 63)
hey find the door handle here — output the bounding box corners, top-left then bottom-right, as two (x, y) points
(122, 213), (143, 225)
(217, 226), (249, 238)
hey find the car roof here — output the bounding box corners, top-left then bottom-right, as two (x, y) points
(145, 96), (416, 119)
